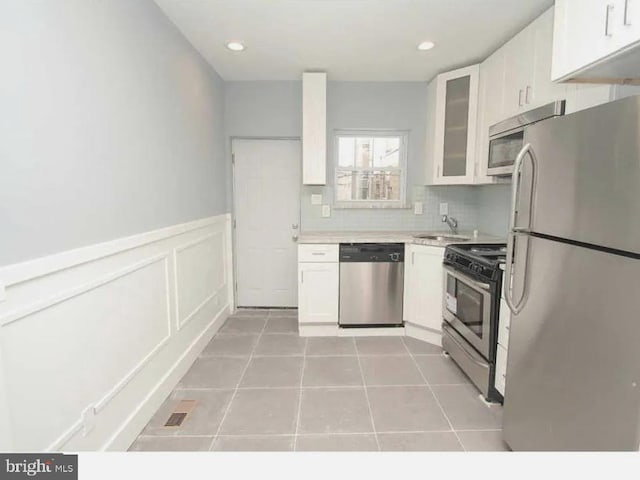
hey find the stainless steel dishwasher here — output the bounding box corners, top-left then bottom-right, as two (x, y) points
(339, 243), (404, 327)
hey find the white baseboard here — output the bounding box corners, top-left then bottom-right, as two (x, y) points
(103, 306), (229, 451)
(0, 214), (233, 452)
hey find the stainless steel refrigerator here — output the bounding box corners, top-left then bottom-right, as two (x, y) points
(502, 96), (640, 451)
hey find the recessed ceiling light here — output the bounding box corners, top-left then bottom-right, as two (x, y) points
(225, 41), (245, 52)
(417, 41), (435, 51)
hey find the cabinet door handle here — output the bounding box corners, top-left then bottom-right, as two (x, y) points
(525, 86), (532, 104)
(624, 0), (631, 25)
(412, 252), (415, 265)
(518, 89), (524, 107)
(605, 4), (614, 36)
(437, 165), (441, 178)
(301, 271), (304, 283)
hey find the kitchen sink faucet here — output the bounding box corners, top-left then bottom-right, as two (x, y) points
(442, 215), (458, 234)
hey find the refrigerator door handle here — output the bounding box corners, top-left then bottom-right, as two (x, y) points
(505, 143), (535, 314)
(508, 143), (534, 232)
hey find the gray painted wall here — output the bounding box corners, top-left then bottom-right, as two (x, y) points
(225, 81), (302, 138)
(0, 0), (227, 266)
(225, 80), (497, 233)
(327, 81), (428, 185)
(224, 81), (302, 211)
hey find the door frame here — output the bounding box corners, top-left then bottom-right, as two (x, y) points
(230, 136), (302, 308)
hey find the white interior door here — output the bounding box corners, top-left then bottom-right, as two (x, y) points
(233, 139), (301, 307)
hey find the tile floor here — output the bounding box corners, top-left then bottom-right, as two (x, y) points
(130, 309), (509, 452)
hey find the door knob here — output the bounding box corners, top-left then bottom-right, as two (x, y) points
(292, 235), (299, 242)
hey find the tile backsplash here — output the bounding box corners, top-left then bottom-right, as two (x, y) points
(301, 184), (509, 234)
(475, 184), (512, 236)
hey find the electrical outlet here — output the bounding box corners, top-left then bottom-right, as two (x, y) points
(82, 405), (96, 436)
(413, 202), (423, 215)
(321, 205), (331, 218)
(311, 194), (322, 205)
(439, 203), (449, 215)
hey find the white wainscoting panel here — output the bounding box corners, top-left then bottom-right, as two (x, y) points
(174, 232), (225, 330)
(0, 214), (233, 451)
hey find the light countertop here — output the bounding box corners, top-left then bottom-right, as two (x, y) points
(297, 230), (505, 247)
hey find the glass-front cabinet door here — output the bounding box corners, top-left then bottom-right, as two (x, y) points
(428, 64), (479, 185)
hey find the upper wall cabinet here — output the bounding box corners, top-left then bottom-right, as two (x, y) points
(502, 18), (536, 117)
(552, 0), (640, 82)
(426, 6), (640, 186)
(302, 72), (327, 185)
(425, 65), (480, 185)
(474, 50), (506, 184)
(502, 9), (567, 116)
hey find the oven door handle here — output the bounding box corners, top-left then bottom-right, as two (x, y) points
(443, 266), (491, 292)
(443, 324), (488, 368)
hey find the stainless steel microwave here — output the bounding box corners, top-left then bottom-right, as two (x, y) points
(487, 100), (565, 176)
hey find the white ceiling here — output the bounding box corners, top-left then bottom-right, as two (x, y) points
(154, 0), (555, 81)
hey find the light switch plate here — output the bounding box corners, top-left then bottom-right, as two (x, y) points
(413, 202), (423, 215)
(311, 194), (322, 205)
(321, 205), (331, 218)
(439, 203), (449, 215)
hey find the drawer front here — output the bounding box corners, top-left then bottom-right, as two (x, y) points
(442, 323), (491, 399)
(298, 244), (338, 263)
(498, 298), (511, 348)
(495, 344), (508, 396)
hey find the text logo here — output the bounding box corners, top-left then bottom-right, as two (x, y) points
(1, 454), (77, 479)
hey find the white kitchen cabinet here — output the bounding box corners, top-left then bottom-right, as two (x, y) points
(474, 50), (506, 184)
(403, 244), (445, 333)
(502, 21), (536, 117)
(495, 344), (508, 396)
(298, 243), (338, 263)
(425, 65), (479, 185)
(302, 72), (327, 185)
(495, 280), (511, 397)
(502, 9), (568, 115)
(497, 298), (511, 348)
(552, 0), (640, 82)
(565, 82), (640, 113)
(531, 9), (570, 108)
(298, 261), (338, 325)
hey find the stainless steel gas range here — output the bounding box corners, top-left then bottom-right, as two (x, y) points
(441, 243), (506, 402)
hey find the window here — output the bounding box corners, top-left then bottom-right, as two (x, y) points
(334, 131), (407, 207)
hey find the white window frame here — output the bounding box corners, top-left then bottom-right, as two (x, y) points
(333, 130), (409, 208)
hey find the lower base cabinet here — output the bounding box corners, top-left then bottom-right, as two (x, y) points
(495, 283), (512, 396)
(298, 261), (339, 324)
(403, 244), (445, 332)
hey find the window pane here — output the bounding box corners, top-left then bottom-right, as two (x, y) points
(338, 137), (355, 167)
(372, 137), (400, 167)
(336, 171), (354, 201)
(355, 138), (373, 167)
(336, 171), (401, 202)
